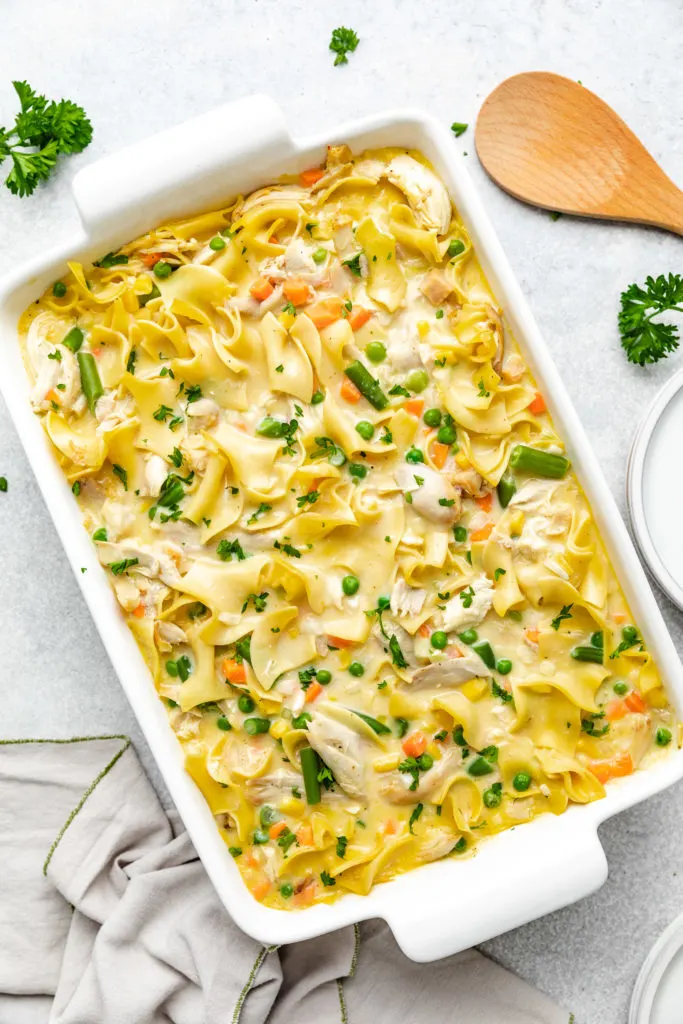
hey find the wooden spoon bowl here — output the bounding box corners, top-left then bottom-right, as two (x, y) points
(475, 71), (683, 235)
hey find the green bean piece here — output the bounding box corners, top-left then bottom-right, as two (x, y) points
(344, 360), (388, 410)
(77, 352), (103, 413)
(471, 639), (496, 670)
(468, 756), (494, 777)
(348, 709), (392, 735)
(497, 475), (517, 508)
(300, 746), (321, 804)
(62, 327), (84, 353)
(509, 444), (570, 479)
(243, 717), (271, 735)
(570, 645), (604, 664)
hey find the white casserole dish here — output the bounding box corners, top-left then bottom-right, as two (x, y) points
(2, 95), (682, 962)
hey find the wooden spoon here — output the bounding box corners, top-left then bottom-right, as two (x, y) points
(475, 71), (683, 235)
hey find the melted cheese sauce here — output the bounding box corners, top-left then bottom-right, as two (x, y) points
(19, 145), (678, 910)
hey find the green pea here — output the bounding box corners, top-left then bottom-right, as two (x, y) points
(417, 753), (433, 770)
(590, 631), (604, 649)
(348, 661), (364, 677)
(53, 281), (67, 298)
(252, 829), (269, 844)
(452, 836), (467, 853)
(483, 785), (502, 808)
(209, 236), (226, 251)
(622, 625), (638, 643)
(260, 804), (279, 826)
(430, 630), (448, 650)
(405, 447), (424, 464)
(613, 680), (628, 695)
(468, 756), (494, 777)
(497, 659), (513, 675)
(311, 390), (325, 404)
(448, 239), (466, 258)
(349, 463), (368, 479)
(656, 727), (672, 747)
(312, 247), (328, 264)
(437, 425), (456, 445)
(355, 420), (375, 441)
(342, 575), (360, 596)
(238, 694), (255, 713)
(228, 846), (242, 857)
(459, 628), (478, 645)
(404, 368), (429, 393)
(317, 669), (332, 685)
(280, 883), (294, 898)
(154, 261), (173, 279)
(217, 716), (232, 731)
(435, 308), (444, 320)
(423, 408), (442, 428)
(366, 341), (386, 363)
(513, 771), (532, 792)
(453, 525), (467, 543)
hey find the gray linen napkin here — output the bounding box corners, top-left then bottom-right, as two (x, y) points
(0, 736), (570, 1024)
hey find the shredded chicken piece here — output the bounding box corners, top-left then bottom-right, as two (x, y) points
(448, 465), (485, 497)
(395, 464), (461, 525)
(419, 269), (452, 306)
(407, 652), (483, 690)
(307, 711), (366, 801)
(246, 769), (303, 804)
(441, 575), (494, 632)
(380, 751), (460, 804)
(418, 828), (459, 863)
(390, 577), (427, 618)
(502, 353), (525, 383)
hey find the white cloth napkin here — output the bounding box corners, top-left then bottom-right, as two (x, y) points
(0, 736), (571, 1024)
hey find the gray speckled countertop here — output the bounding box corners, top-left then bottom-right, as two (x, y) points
(2, 1), (683, 1020)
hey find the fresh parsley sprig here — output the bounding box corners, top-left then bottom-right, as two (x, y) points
(329, 26), (359, 66)
(619, 274), (683, 365)
(0, 81), (92, 197)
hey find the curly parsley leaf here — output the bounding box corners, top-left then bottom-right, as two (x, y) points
(329, 26), (359, 66)
(619, 274), (683, 365)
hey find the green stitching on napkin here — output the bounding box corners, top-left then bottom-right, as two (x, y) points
(232, 944), (278, 1023)
(337, 978), (348, 1023)
(0, 734), (129, 747)
(350, 922), (361, 976)
(38, 735), (131, 875)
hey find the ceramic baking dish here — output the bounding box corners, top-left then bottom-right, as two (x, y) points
(2, 95), (682, 962)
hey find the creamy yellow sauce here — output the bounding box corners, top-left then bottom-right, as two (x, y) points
(19, 145), (678, 910)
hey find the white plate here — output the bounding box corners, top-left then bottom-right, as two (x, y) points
(627, 366), (683, 610)
(2, 95), (683, 961)
(630, 910), (683, 1023)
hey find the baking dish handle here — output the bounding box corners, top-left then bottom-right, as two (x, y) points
(71, 94), (294, 240)
(384, 819), (607, 963)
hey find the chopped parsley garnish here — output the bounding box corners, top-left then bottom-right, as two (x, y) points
(380, 425), (393, 444)
(329, 26), (360, 65)
(581, 712), (609, 737)
(365, 595), (391, 638)
(273, 540), (302, 558)
(182, 383), (202, 404)
(292, 711), (312, 730)
(281, 302), (296, 316)
(389, 383), (411, 397)
(551, 604), (574, 630)
(112, 464), (128, 490)
(246, 502), (272, 525)
(241, 592), (268, 613)
(439, 497), (455, 507)
(336, 835), (348, 858)
(459, 586), (474, 608)
(493, 568), (507, 582)
(343, 252), (363, 276)
(217, 538), (246, 561)
(399, 753), (433, 791)
(389, 633), (408, 668)
(477, 379), (490, 398)
(395, 717), (409, 738)
(310, 435), (347, 467)
(450, 121), (468, 137)
(168, 446), (183, 468)
(491, 680), (514, 704)
(48, 349), (62, 362)
(159, 366), (175, 378)
(610, 625), (641, 659)
(153, 403), (174, 422)
(94, 251), (128, 268)
(320, 869), (336, 887)
(408, 803), (424, 833)
(296, 490), (319, 508)
(108, 557), (139, 575)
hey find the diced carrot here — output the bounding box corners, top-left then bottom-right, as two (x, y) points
(588, 751), (634, 785)
(269, 820), (289, 840)
(142, 252), (162, 267)
(244, 852), (259, 870)
(525, 627), (540, 645)
(470, 522), (493, 542)
(529, 391), (547, 415)
(475, 492), (493, 513)
(605, 699), (628, 721)
(250, 878), (271, 901)
(404, 398), (424, 418)
(402, 731), (427, 758)
(300, 167), (325, 187)
(222, 658), (247, 684)
(132, 602), (145, 619)
(293, 879), (317, 906)
(613, 612), (627, 624)
(269, 234), (279, 245)
(91, 347), (102, 357)
(418, 622), (431, 638)
(625, 690), (646, 714)
(383, 818), (398, 835)
(283, 278), (312, 307)
(326, 635), (354, 648)
(305, 681), (323, 703)
(44, 388), (60, 404)
(447, 646), (464, 659)
(308, 297), (343, 330)
(348, 306), (373, 331)
(296, 824), (313, 846)
(249, 278), (274, 302)
(340, 376), (361, 404)
(431, 442), (450, 470)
